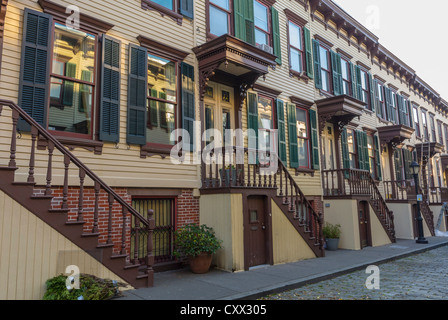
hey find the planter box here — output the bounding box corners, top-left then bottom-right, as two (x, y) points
(325, 238), (339, 251)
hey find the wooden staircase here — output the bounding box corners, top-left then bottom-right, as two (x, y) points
(0, 100), (155, 288)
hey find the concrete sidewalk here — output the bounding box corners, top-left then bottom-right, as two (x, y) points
(117, 237), (448, 300)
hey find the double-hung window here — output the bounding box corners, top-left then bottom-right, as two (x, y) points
(254, 1), (270, 46)
(346, 129), (357, 169)
(376, 81), (386, 119)
(319, 45), (331, 93)
(209, 0), (232, 37)
(429, 113), (436, 143)
(142, 0), (194, 22)
(413, 106), (421, 138)
(340, 58), (351, 96)
(421, 109), (429, 141)
(296, 107), (310, 169)
(288, 21), (304, 73)
(390, 90), (398, 124)
(437, 120), (443, 145)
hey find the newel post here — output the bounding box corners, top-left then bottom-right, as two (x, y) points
(146, 209), (155, 287)
(318, 212), (325, 257)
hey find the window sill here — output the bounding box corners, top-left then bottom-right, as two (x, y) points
(295, 167), (315, 177)
(289, 70), (310, 84)
(37, 135), (104, 155)
(141, 0), (183, 25)
(140, 144), (172, 159)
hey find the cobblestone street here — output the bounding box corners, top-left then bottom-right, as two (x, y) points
(260, 245), (448, 300)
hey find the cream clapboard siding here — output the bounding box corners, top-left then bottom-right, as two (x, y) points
(0, 0), (200, 189)
(0, 189), (129, 300)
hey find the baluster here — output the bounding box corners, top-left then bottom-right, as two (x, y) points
(295, 189), (299, 219)
(78, 168), (85, 222)
(92, 181), (100, 234)
(45, 141), (54, 196)
(279, 166), (283, 196)
(209, 150), (213, 188)
(62, 154), (70, 210)
(9, 109), (19, 168)
(133, 217), (139, 264)
(146, 209), (155, 287)
(215, 150), (219, 188)
(27, 126), (38, 183)
(284, 169), (288, 205)
(121, 207), (128, 255)
(247, 150), (251, 187)
(229, 148), (233, 187)
(222, 147), (227, 187)
(107, 193), (114, 244)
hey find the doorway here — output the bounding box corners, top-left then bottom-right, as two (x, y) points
(358, 201), (371, 249)
(246, 195), (269, 268)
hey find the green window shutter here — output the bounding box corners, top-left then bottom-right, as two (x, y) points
(127, 44), (148, 145)
(309, 109), (320, 170)
(368, 73), (375, 112)
(349, 61), (357, 99)
(341, 128), (350, 178)
(384, 87), (393, 122)
(287, 103), (298, 168)
(149, 89), (158, 128)
(303, 27), (313, 79)
(312, 39), (322, 89)
(247, 92), (258, 164)
(18, 9), (53, 131)
(374, 135), (382, 181)
(394, 149), (403, 181)
(99, 35), (120, 143)
(330, 51), (342, 96)
(181, 62), (195, 152)
(234, 0), (255, 45)
(62, 63), (76, 106)
(397, 94), (405, 126)
(355, 66), (363, 102)
(180, 0), (194, 19)
(276, 99), (287, 163)
(271, 7), (281, 65)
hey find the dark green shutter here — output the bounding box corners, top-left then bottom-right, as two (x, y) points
(234, 0), (255, 46)
(330, 51), (342, 96)
(384, 87), (393, 123)
(303, 27), (313, 79)
(247, 92), (258, 164)
(127, 44), (147, 145)
(271, 7), (281, 65)
(18, 9), (53, 131)
(309, 109), (320, 170)
(181, 62), (195, 152)
(276, 99), (287, 163)
(356, 131), (365, 170)
(180, 0), (194, 19)
(349, 61), (357, 99)
(100, 35), (120, 142)
(368, 73), (375, 111)
(287, 103), (298, 168)
(397, 94), (405, 126)
(355, 66), (363, 102)
(62, 63), (76, 106)
(312, 39), (322, 89)
(374, 135), (382, 181)
(341, 128), (350, 178)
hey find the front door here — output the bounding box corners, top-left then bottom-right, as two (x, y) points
(247, 196), (267, 268)
(359, 201), (370, 249)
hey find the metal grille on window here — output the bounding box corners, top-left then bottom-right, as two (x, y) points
(131, 198), (175, 264)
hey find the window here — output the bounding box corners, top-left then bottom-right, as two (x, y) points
(367, 135), (376, 177)
(360, 69), (370, 106)
(147, 54), (177, 147)
(288, 21), (304, 73)
(444, 124), (448, 150)
(346, 129), (357, 169)
(257, 95), (275, 155)
(377, 81), (386, 119)
(402, 98), (411, 127)
(437, 121), (443, 145)
(340, 58), (351, 96)
(429, 114), (436, 142)
(421, 110), (429, 141)
(209, 0), (231, 37)
(390, 90), (398, 124)
(49, 23), (97, 138)
(413, 106), (421, 137)
(319, 46), (331, 93)
(296, 107), (310, 168)
(142, 0), (193, 23)
(254, 1), (270, 46)
(152, 0), (175, 10)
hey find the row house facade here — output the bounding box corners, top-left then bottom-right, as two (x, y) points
(0, 0), (447, 299)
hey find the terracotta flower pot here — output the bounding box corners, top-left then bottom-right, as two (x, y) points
(189, 253), (213, 274)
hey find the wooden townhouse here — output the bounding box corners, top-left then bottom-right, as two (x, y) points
(0, 0), (446, 299)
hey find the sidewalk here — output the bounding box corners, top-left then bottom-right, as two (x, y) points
(117, 237), (448, 300)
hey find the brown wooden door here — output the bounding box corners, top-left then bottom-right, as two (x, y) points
(247, 196), (267, 268)
(359, 201), (370, 249)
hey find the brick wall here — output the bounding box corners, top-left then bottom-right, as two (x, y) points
(176, 189), (200, 227)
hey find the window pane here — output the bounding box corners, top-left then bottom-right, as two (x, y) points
(290, 48), (303, 72)
(321, 70), (330, 92)
(254, 1), (268, 31)
(347, 130), (354, 153)
(147, 54), (177, 146)
(52, 23), (95, 83)
(152, 0), (173, 10)
(296, 108), (307, 139)
(210, 6), (229, 37)
(258, 96), (273, 130)
(298, 138), (309, 168)
(289, 22), (302, 50)
(319, 47), (328, 69)
(341, 60), (349, 80)
(361, 71), (367, 89)
(255, 29), (268, 46)
(48, 78), (92, 135)
(210, 0), (229, 10)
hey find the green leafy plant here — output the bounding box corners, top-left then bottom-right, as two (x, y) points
(323, 222), (342, 239)
(174, 223), (222, 258)
(43, 274), (126, 300)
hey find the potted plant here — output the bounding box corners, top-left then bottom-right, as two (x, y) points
(174, 223), (222, 274)
(323, 222), (341, 251)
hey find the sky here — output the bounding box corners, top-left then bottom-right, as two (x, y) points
(332, 0), (448, 101)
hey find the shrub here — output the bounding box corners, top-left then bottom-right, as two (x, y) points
(323, 222), (342, 239)
(43, 274), (126, 300)
(174, 223), (222, 258)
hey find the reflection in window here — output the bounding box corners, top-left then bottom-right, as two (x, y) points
(147, 54), (177, 146)
(296, 108), (309, 168)
(49, 23), (96, 136)
(257, 95), (273, 152)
